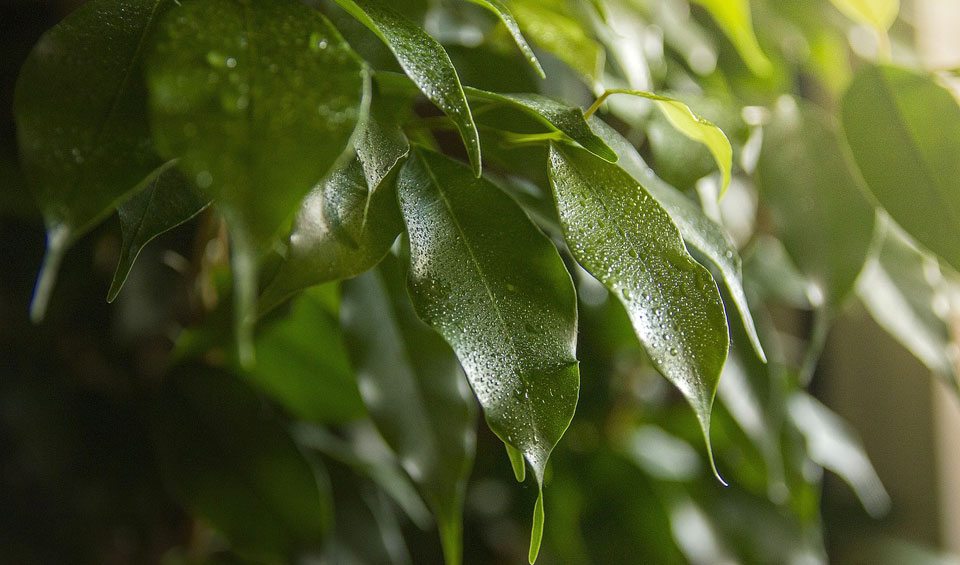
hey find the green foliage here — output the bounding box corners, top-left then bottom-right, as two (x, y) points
(9, 0), (960, 562)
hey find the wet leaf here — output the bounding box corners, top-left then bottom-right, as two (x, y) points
(154, 363), (330, 561)
(397, 147), (579, 561)
(334, 0), (481, 175)
(146, 0), (366, 363)
(14, 0), (172, 321)
(842, 64), (960, 273)
(691, 0), (771, 76)
(464, 0), (545, 78)
(548, 142), (729, 481)
(355, 90), (411, 195)
(757, 98), (876, 308)
(342, 255), (477, 565)
(108, 161), (209, 302)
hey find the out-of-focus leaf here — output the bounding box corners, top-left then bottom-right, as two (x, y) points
(146, 0), (366, 363)
(259, 158), (402, 313)
(592, 118), (765, 362)
(107, 161), (209, 302)
(842, 64), (960, 273)
(691, 0), (771, 76)
(154, 363), (330, 562)
(247, 284), (366, 424)
(14, 0), (172, 321)
(787, 393), (891, 518)
(397, 148), (579, 563)
(857, 220), (960, 394)
(464, 0), (545, 78)
(547, 143), (729, 481)
(757, 98), (875, 309)
(341, 255), (477, 565)
(465, 87), (617, 162)
(509, 0), (604, 82)
(827, 0), (899, 31)
(333, 0), (481, 176)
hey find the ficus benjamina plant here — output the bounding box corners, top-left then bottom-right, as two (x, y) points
(7, 0), (960, 562)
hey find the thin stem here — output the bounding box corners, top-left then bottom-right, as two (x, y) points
(30, 225), (71, 323)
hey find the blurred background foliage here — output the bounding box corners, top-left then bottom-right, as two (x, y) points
(2, 0), (960, 563)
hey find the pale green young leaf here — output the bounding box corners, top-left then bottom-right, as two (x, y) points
(342, 255), (477, 565)
(690, 0), (771, 76)
(464, 0), (546, 78)
(14, 0), (172, 321)
(506, 442), (527, 482)
(333, 0), (482, 176)
(827, 0), (899, 31)
(842, 65), (960, 274)
(548, 143), (729, 482)
(146, 0), (366, 362)
(509, 0), (604, 82)
(108, 161), (209, 302)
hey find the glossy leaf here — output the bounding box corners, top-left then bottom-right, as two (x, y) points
(509, 0), (604, 81)
(397, 148), (579, 562)
(690, 0), (771, 76)
(591, 118), (765, 362)
(464, 0), (545, 78)
(842, 64), (960, 273)
(146, 0), (366, 362)
(107, 161), (209, 302)
(259, 157), (403, 313)
(355, 91), (411, 196)
(757, 98), (875, 308)
(547, 143), (729, 480)
(154, 363), (329, 561)
(333, 0), (481, 176)
(465, 87), (617, 162)
(342, 255), (477, 565)
(14, 0), (171, 321)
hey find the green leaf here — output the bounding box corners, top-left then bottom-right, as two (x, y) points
(107, 161), (209, 302)
(463, 0), (546, 78)
(146, 0), (366, 364)
(333, 0), (482, 176)
(259, 157), (403, 313)
(464, 87), (617, 162)
(154, 363), (330, 562)
(547, 142), (729, 481)
(509, 0), (604, 82)
(757, 98), (876, 309)
(529, 488), (545, 564)
(506, 442), (527, 482)
(355, 90), (411, 196)
(690, 0), (771, 76)
(588, 89), (732, 196)
(14, 0), (172, 321)
(591, 117), (765, 362)
(827, 0), (899, 31)
(247, 284), (366, 424)
(842, 64), (960, 273)
(342, 255), (477, 565)
(397, 147), (579, 553)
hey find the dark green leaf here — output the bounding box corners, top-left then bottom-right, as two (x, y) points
(355, 90), (411, 194)
(397, 148), (579, 561)
(547, 142), (729, 480)
(146, 0), (366, 362)
(333, 0), (482, 176)
(14, 0), (171, 320)
(342, 255), (477, 565)
(592, 118), (765, 362)
(841, 64), (960, 273)
(107, 160), (209, 302)
(758, 98), (876, 308)
(259, 158), (403, 313)
(464, 87), (617, 162)
(154, 363), (330, 562)
(463, 0), (546, 78)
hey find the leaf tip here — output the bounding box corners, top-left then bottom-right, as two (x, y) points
(30, 226), (71, 323)
(527, 489), (545, 564)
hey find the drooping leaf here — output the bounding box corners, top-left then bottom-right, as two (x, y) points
(342, 255), (477, 565)
(757, 98), (876, 309)
(463, 0), (545, 78)
(508, 0), (604, 82)
(397, 147), (579, 560)
(690, 0), (771, 76)
(842, 64), (960, 273)
(547, 142), (729, 480)
(857, 220), (960, 394)
(506, 442), (527, 482)
(591, 118), (765, 362)
(14, 0), (172, 321)
(259, 157), (403, 313)
(107, 160), (209, 302)
(154, 363), (330, 561)
(333, 0), (482, 176)
(465, 87), (617, 162)
(146, 0), (366, 363)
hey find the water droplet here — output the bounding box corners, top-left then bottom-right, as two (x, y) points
(196, 171), (213, 189)
(309, 32), (328, 51)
